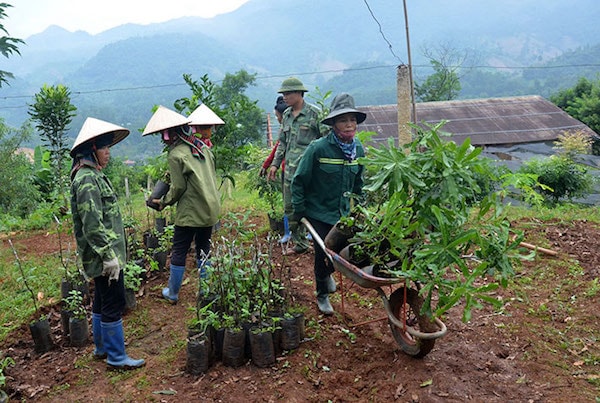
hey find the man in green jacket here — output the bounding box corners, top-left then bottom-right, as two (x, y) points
(144, 106), (221, 304)
(291, 93), (367, 314)
(267, 77), (328, 255)
(71, 117), (145, 369)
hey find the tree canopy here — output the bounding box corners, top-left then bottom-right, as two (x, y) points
(550, 76), (600, 136)
(0, 3), (24, 88)
(28, 84), (77, 206)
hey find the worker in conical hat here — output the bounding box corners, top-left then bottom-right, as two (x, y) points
(70, 117), (145, 370)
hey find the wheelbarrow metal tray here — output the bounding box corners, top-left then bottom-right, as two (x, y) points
(328, 248), (404, 288)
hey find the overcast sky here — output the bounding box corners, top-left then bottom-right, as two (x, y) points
(7, 0), (250, 39)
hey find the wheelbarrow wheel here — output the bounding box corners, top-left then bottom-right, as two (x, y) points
(388, 287), (436, 358)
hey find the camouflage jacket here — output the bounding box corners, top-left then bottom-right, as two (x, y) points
(271, 101), (327, 182)
(71, 165), (126, 279)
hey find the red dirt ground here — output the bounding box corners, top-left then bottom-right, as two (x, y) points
(1, 218), (599, 402)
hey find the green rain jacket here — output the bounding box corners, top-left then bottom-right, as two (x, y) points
(71, 164), (126, 279)
(161, 142), (221, 227)
(291, 132), (365, 225)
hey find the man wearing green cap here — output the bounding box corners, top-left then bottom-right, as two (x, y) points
(267, 77), (328, 255)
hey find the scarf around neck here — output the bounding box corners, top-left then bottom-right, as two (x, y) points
(332, 128), (357, 161)
(70, 153), (99, 180)
(177, 131), (207, 160)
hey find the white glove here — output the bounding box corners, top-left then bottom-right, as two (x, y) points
(102, 257), (121, 284)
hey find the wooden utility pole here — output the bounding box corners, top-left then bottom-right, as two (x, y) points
(403, 0), (417, 126)
(266, 112), (273, 148)
(397, 64), (412, 146)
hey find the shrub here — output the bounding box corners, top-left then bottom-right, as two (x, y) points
(519, 155), (594, 204)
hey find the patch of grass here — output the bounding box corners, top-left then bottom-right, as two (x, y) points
(508, 204), (600, 224)
(108, 367), (140, 383)
(305, 317), (322, 341)
(48, 382), (71, 396)
(154, 330), (186, 367)
(125, 306), (151, 339)
(135, 375), (151, 390)
(74, 370), (95, 387)
(585, 278), (600, 297)
(0, 252), (62, 341)
(73, 355), (92, 370)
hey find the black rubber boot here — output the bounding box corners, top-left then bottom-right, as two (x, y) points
(326, 274), (336, 293)
(315, 278), (334, 315)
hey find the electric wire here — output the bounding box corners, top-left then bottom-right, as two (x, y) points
(362, 0), (404, 63)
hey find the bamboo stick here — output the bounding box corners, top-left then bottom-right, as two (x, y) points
(519, 241), (558, 256)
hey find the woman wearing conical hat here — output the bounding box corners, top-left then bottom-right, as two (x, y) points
(143, 105), (221, 304)
(187, 103), (224, 148)
(70, 117), (145, 370)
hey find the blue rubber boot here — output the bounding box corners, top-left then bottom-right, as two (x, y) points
(162, 264), (185, 304)
(279, 215), (291, 243)
(101, 319), (145, 370)
(92, 313), (107, 359)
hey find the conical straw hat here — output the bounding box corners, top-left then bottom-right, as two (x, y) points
(70, 117), (129, 157)
(188, 104), (224, 126)
(142, 105), (191, 136)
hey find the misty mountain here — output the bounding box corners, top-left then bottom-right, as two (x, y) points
(2, 0), (599, 158)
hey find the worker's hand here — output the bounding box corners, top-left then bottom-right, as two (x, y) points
(146, 198), (164, 211)
(152, 199), (164, 211)
(288, 212), (304, 233)
(102, 257), (121, 284)
(266, 166), (278, 182)
(259, 167), (268, 177)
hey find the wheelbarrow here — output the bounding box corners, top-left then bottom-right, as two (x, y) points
(301, 218), (447, 358)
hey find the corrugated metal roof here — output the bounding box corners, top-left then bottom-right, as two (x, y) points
(359, 95), (595, 147)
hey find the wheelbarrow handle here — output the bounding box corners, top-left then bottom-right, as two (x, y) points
(300, 218), (332, 262)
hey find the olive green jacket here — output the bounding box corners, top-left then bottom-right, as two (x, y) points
(291, 132), (365, 225)
(161, 142), (221, 227)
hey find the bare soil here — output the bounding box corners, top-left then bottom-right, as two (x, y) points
(2, 218), (599, 402)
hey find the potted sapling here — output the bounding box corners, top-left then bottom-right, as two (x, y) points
(8, 240), (54, 354)
(54, 215), (89, 337)
(245, 169), (285, 234)
(123, 261), (145, 313)
(185, 301), (219, 375)
(64, 289), (89, 347)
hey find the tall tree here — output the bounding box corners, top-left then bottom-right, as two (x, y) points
(551, 77), (600, 135)
(415, 44), (468, 102)
(174, 70), (264, 173)
(0, 119), (41, 217)
(28, 84), (77, 206)
(174, 73), (217, 114)
(214, 70), (263, 148)
(0, 3), (24, 88)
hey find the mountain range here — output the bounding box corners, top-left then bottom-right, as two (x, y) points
(2, 0), (599, 158)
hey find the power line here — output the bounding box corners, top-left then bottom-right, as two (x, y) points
(362, 0), (404, 63)
(0, 62), (598, 110)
